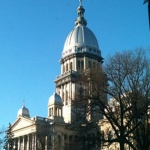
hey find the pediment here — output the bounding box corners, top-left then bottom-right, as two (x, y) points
(12, 117), (34, 131)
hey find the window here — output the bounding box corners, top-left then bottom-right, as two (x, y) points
(70, 62), (72, 70)
(59, 108), (61, 116)
(55, 107), (57, 116)
(78, 61), (80, 70)
(49, 108), (51, 116)
(81, 60), (84, 70)
(52, 108), (53, 116)
(66, 64), (68, 71)
(63, 65), (65, 73)
(88, 61), (91, 68)
(66, 91), (68, 105)
(62, 92), (64, 103)
(58, 135), (61, 148)
(79, 87), (84, 96)
(93, 62), (95, 68)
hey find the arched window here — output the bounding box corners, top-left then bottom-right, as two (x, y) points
(62, 92), (64, 103)
(63, 65), (65, 73)
(66, 91), (68, 105)
(69, 135), (73, 148)
(49, 108), (51, 116)
(70, 62), (72, 70)
(55, 107), (57, 116)
(52, 108), (53, 116)
(57, 135), (61, 148)
(59, 108), (61, 116)
(64, 135), (67, 149)
(66, 64), (68, 71)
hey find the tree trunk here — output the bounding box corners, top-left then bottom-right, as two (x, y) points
(120, 137), (124, 150)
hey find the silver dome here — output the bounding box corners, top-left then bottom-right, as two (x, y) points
(62, 25), (101, 58)
(62, 3), (101, 59)
(64, 25), (99, 50)
(17, 105), (30, 118)
(48, 93), (63, 106)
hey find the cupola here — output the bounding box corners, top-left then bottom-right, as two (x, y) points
(48, 92), (64, 123)
(17, 105), (30, 118)
(48, 92), (63, 106)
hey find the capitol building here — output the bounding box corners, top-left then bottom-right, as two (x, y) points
(10, 1), (104, 150)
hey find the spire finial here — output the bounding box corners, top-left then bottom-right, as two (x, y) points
(23, 100), (25, 106)
(75, 0), (87, 26)
(79, 0), (82, 6)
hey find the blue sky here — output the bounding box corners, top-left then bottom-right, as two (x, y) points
(0, 0), (149, 129)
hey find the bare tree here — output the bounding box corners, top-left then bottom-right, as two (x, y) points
(104, 48), (150, 150)
(73, 48), (150, 150)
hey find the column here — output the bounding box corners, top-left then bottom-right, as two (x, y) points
(68, 59), (70, 70)
(18, 137), (20, 150)
(70, 82), (72, 105)
(84, 56), (86, 70)
(13, 139), (16, 150)
(51, 134), (55, 150)
(27, 134), (30, 150)
(69, 82), (71, 104)
(45, 136), (47, 150)
(72, 83), (75, 100)
(61, 134), (64, 150)
(60, 85), (63, 103)
(74, 57), (76, 71)
(23, 136), (25, 150)
(52, 107), (53, 116)
(53, 106), (55, 116)
(61, 63), (63, 74)
(61, 108), (62, 117)
(64, 84), (66, 105)
(47, 135), (51, 150)
(34, 134), (37, 150)
(32, 134), (34, 150)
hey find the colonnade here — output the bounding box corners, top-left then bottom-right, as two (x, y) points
(11, 133), (77, 150)
(13, 134), (37, 150)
